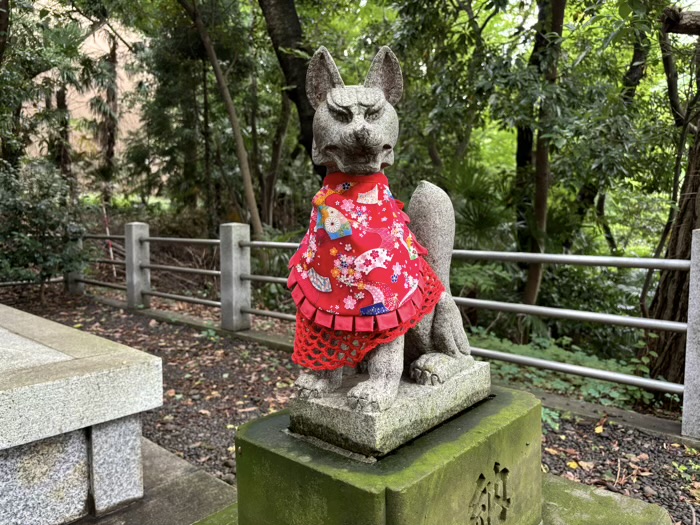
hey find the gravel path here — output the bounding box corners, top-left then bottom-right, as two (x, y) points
(1, 284), (697, 523)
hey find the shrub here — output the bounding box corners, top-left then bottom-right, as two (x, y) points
(0, 161), (84, 292)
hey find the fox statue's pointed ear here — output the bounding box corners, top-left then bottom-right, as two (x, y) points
(306, 46), (345, 110)
(364, 46), (403, 105)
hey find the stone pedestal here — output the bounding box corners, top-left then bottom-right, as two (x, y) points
(237, 387), (542, 525)
(0, 305), (162, 525)
(289, 361), (491, 456)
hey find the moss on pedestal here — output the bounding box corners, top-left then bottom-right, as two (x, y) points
(236, 387), (542, 525)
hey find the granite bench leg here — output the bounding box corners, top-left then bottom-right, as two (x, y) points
(90, 414), (144, 515)
(0, 430), (90, 525)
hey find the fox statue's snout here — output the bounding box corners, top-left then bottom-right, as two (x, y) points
(307, 47), (402, 175)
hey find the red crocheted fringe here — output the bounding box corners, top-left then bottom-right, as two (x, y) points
(292, 260), (445, 371)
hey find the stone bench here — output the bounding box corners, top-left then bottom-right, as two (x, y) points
(0, 304), (162, 525)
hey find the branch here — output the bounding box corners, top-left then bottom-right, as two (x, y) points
(427, 132), (444, 169)
(662, 7), (700, 36)
(621, 32), (649, 104)
(658, 26), (696, 131)
(69, 3), (135, 53)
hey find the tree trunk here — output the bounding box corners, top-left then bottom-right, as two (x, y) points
(649, 131), (700, 383)
(178, 0), (264, 239)
(514, 0), (566, 305)
(257, 0), (321, 177)
(52, 87), (77, 205)
(648, 36), (700, 383)
(202, 60), (217, 234)
(262, 91), (291, 226)
(0, 0), (9, 68)
(561, 181), (597, 252)
(522, 125), (552, 304)
(98, 33), (118, 208)
(181, 72), (199, 208)
(595, 193), (617, 254)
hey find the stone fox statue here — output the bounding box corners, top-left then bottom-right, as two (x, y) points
(287, 46), (474, 412)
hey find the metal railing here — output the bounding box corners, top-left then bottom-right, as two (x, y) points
(70, 222), (700, 438)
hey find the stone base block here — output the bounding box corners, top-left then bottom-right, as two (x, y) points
(542, 475), (673, 525)
(237, 386), (542, 525)
(289, 360), (491, 456)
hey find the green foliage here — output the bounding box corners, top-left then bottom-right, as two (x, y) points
(672, 457), (700, 485)
(199, 327), (221, 342)
(470, 328), (656, 408)
(542, 407), (561, 433)
(250, 227), (303, 312)
(0, 161), (84, 283)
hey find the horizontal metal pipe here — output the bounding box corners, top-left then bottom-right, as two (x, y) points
(0, 277), (64, 288)
(76, 278), (126, 291)
(141, 237), (220, 246)
(240, 274), (288, 285)
(452, 250), (690, 271)
(83, 234), (125, 241)
(238, 242), (690, 271)
(141, 263), (221, 277)
(241, 307), (296, 322)
(239, 241), (300, 250)
(92, 259), (126, 266)
(142, 290), (221, 307)
(471, 346), (684, 395)
(454, 297), (687, 332)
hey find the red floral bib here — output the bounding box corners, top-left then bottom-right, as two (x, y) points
(288, 172), (444, 370)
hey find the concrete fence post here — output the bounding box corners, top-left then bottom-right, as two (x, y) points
(683, 229), (700, 439)
(220, 223), (251, 331)
(125, 222), (151, 309)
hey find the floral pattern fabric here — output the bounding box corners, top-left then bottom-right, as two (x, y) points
(288, 172), (445, 370)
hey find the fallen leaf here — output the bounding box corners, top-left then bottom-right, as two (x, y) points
(545, 448), (559, 456)
(595, 425), (604, 434)
(567, 461), (579, 470)
(579, 461), (595, 472)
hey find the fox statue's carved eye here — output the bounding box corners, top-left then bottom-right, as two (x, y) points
(328, 106), (352, 123)
(365, 107), (382, 122)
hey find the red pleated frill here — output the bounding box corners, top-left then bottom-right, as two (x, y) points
(289, 258), (445, 371)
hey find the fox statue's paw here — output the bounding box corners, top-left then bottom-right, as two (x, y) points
(347, 378), (399, 413)
(295, 369), (343, 400)
(409, 353), (474, 386)
(409, 293), (474, 386)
